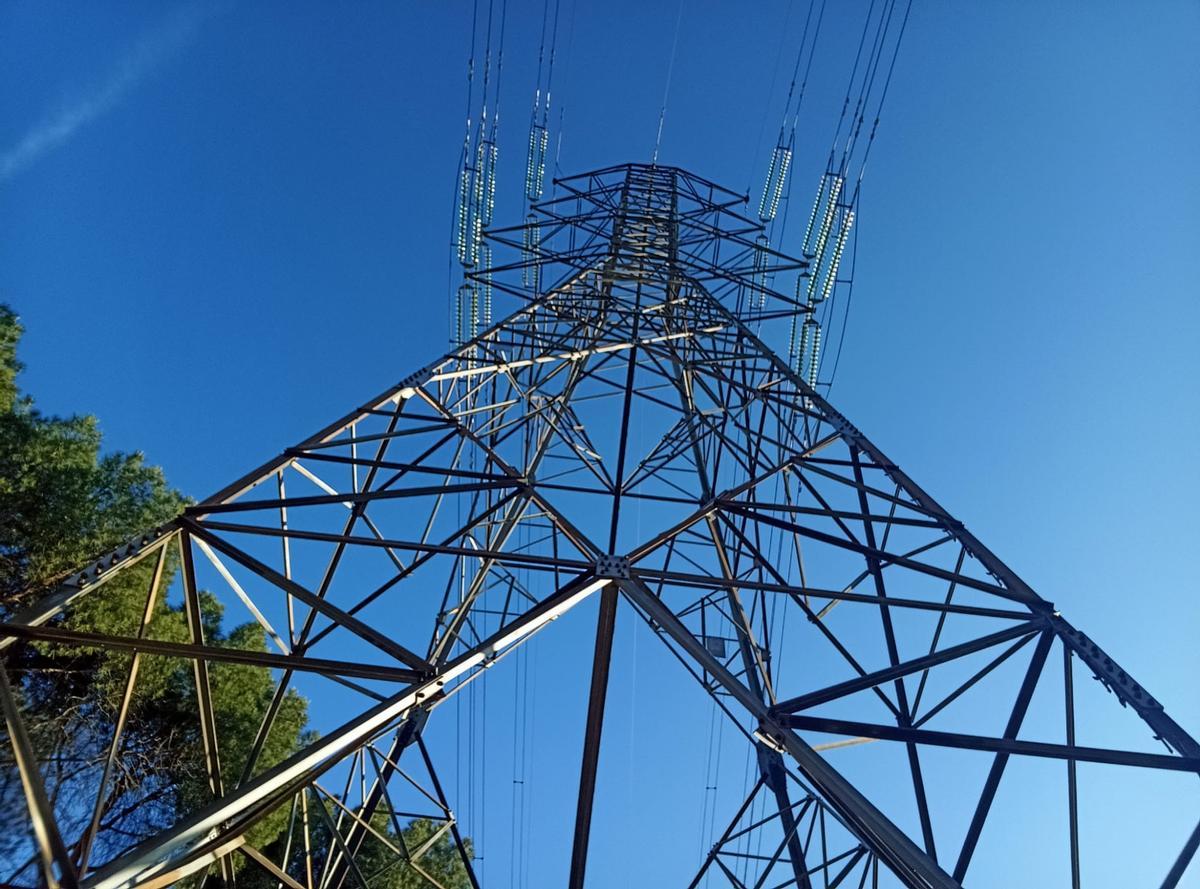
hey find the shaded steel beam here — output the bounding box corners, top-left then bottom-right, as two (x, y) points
(0, 622), (425, 685)
(0, 526), (177, 654)
(782, 714), (1200, 773)
(0, 666), (80, 889)
(1161, 820), (1200, 889)
(567, 582), (620, 889)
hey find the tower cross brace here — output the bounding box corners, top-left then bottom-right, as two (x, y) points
(2, 163), (1197, 889)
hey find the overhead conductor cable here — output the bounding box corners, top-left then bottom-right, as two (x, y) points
(752, 0), (825, 322)
(454, 0), (507, 346)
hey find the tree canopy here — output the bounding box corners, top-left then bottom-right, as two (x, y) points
(0, 305), (472, 887)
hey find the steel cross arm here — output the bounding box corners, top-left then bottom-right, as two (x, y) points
(423, 325), (725, 386)
(188, 478), (520, 515)
(196, 517), (591, 573)
(83, 571), (608, 889)
(0, 622), (425, 685)
(629, 566), (1032, 621)
(771, 619), (1046, 714)
(616, 575), (960, 889)
(280, 448), (510, 482)
(779, 714), (1200, 773)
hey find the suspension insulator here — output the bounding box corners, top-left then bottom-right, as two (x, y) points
(804, 175), (844, 304)
(801, 174), (829, 257)
(522, 215), (542, 293)
(758, 144), (792, 223)
(525, 125), (538, 201)
(471, 139), (492, 254)
(536, 126), (549, 193)
(819, 208), (855, 305)
(752, 234), (770, 309)
(795, 315), (811, 374)
(758, 151), (778, 222)
(479, 243), (493, 329)
(479, 140), (498, 229)
(456, 282), (475, 347)
(470, 280), (480, 342)
(454, 285), (463, 348)
(456, 160), (477, 267)
(526, 123), (549, 202)
(788, 276), (808, 359)
(806, 322), (822, 388)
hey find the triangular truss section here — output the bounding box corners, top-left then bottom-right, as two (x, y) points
(2, 164), (1196, 889)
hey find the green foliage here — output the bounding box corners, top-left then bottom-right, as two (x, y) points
(0, 305), (182, 606)
(380, 816), (474, 889)
(179, 618), (309, 851)
(0, 305), (473, 888)
(0, 305), (22, 415)
(0, 305), (308, 868)
(239, 812), (474, 889)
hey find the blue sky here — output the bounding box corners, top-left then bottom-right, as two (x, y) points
(2, 2), (1198, 885)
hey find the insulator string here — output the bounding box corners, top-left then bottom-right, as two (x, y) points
(745, 1), (795, 195)
(773, 0), (913, 394)
(755, 0), (826, 227)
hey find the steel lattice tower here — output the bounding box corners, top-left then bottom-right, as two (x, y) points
(2, 164), (1197, 888)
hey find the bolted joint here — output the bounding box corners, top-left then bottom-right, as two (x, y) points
(825, 410), (863, 442)
(1055, 619), (1160, 710)
(399, 368), (429, 390)
(73, 525), (171, 585)
(395, 361), (439, 398)
(594, 554), (630, 580)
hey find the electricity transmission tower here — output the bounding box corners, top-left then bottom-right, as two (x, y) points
(3, 163), (1197, 889)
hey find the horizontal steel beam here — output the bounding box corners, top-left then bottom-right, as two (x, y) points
(0, 622), (423, 685)
(0, 527), (178, 654)
(781, 714), (1200, 773)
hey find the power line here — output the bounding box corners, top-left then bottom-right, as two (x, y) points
(652, 0), (685, 166)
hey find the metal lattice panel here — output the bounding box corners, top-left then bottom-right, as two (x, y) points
(2, 164), (1196, 889)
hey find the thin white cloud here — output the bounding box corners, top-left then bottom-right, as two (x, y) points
(0, 4), (212, 184)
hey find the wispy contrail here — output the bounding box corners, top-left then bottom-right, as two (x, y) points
(0, 5), (212, 184)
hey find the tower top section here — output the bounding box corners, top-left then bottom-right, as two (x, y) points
(472, 163), (809, 317)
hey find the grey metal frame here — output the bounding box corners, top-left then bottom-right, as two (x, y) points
(1, 163), (1195, 888)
